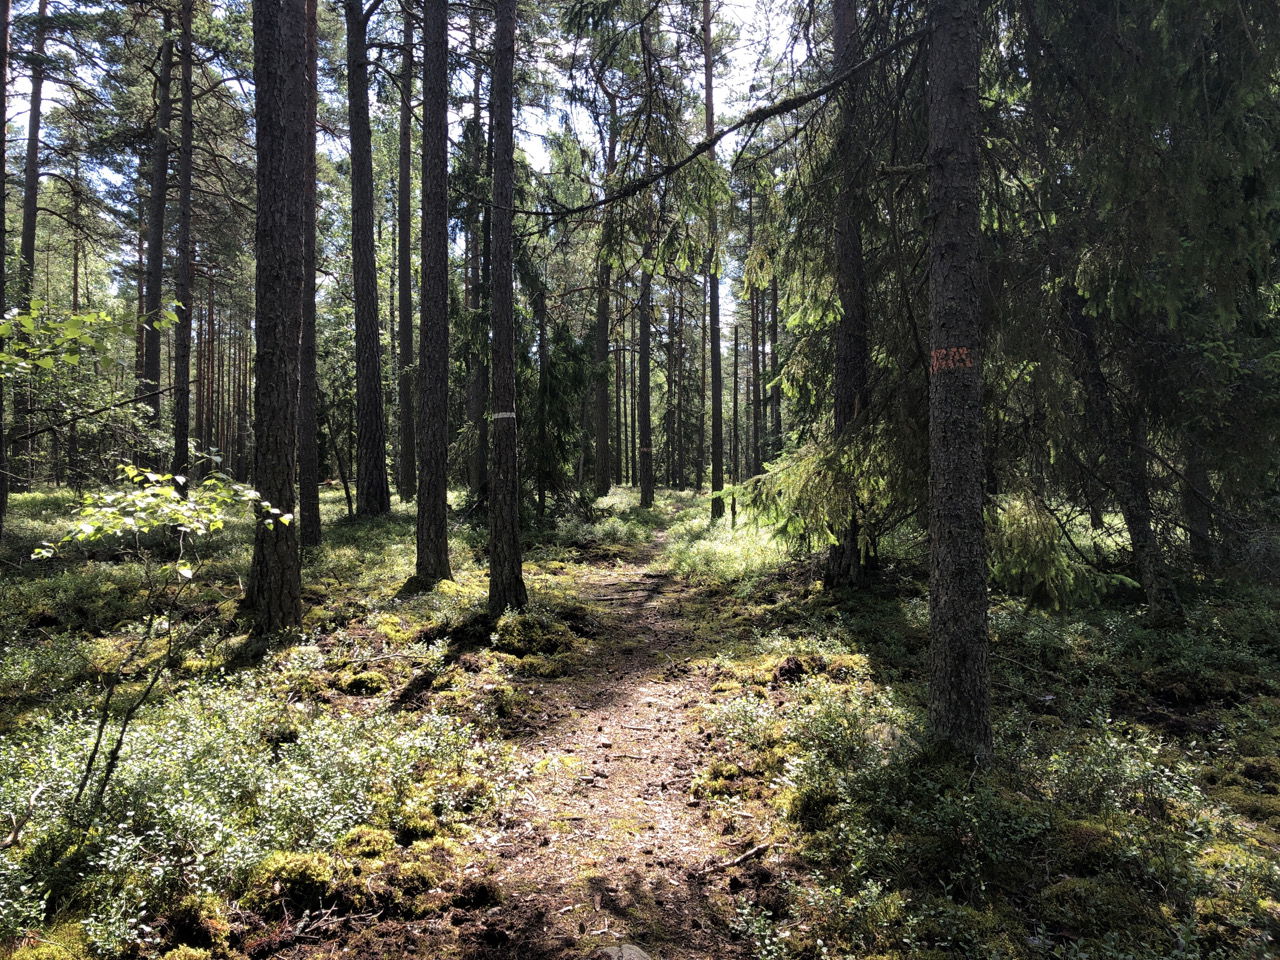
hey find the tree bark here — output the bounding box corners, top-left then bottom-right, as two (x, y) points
(244, 0), (309, 634)
(769, 276), (782, 455)
(592, 116), (617, 499)
(12, 0), (49, 489)
(925, 0), (992, 761)
(298, 0), (322, 545)
(396, 6), (417, 502)
(143, 14), (174, 429)
(415, 0), (453, 585)
(172, 0), (195, 489)
(345, 0), (391, 516)
(0, 0), (11, 540)
(825, 0), (872, 590)
(487, 0), (527, 615)
(638, 254), (655, 508)
(703, 0), (724, 521)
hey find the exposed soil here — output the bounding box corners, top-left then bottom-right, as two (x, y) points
(271, 547), (765, 960)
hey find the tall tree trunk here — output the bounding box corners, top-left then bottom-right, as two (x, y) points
(416, 0), (453, 585)
(0, 0), (10, 540)
(12, 0), (49, 490)
(466, 17), (489, 506)
(639, 258), (654, 508)
(825, 0), (872, 590)
(488, 0), (527, 615)
(143, 15), (174, 430)
(345, 0), (391, 516)
(535, 282), (549, 518)
(592, 119), (616, 499)
(702, 0), (723, 520)
(396, 7), (417, 502)
(770, 276), (782, 455)
(172, 0), (195, 489)
(925, 0), (991, 761)
(245, 0), (308, 634)
(298, 0), (322, 545)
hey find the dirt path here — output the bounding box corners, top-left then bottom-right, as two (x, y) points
(459, 550), (752, 960)
(288, 547), (762, 960)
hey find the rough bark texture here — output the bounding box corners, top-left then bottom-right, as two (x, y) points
(638, 263), (654, 508)
(703, 0), (724, 521)
(245, 0), (308, 634)
(16, 0), (46, 310)
(825, 0), (872, 590)
(0, 0), (11, 539)
(415, 0), (453, 586)
(345, 0), (391, 516)
(297, 0), (322, 546)
(925, 0), (992, 761)
(172, 0), (195, 487)
(396, 9), (417, 503)
(487, 0), (527, 615)
(592, 118), (617, 500)
(593, 259), (613, 498)
(769, 277), (782, 455)
(142, 18), (174, 427)
(12, 0), (49, 489)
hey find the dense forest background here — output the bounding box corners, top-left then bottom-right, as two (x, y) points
(1, 0), (1280, 958)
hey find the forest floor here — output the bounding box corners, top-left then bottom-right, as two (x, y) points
(2, 486), (1280, 960)
(285, 541), (761, 960)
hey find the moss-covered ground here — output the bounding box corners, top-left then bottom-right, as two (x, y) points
(0, 487), (1277, 959)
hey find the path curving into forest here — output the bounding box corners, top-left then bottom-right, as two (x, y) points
(467, 549), (752, 959)
(281, 547), (762, 960)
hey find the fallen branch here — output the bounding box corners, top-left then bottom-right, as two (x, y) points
(696, 841), (773, 877)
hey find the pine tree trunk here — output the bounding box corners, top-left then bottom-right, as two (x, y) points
(593, 255), (613, 498)
(12, 0), (49, 489)
(925, 0), (992, 761)
(415, 0), (453, 586)
(487, 0), (527, 615)
(298, 0), (322, 546)
(0, 0), (10, 540)
(396, 8), (417, 503)
(824, 0), (872, 591)
(143, 15), (174, 431)
(535, 283), (549, 518)
(245, 0), (308, 634)
(345, 0), (391, 516)
(770, 276), (782, 455)
(703, 0), (723, 521)
(639, 261), (654, 508)
(172, 0), (195, 489)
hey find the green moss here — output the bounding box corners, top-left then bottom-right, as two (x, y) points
(511, 653), (568, 678)
(1037, 875), (1164, 935)
(166, 893), (231, 950)
(691, 759), (744, 798)
(338, 670), (391, 695)
(11, 946), (79, 960)
(242, 851), (337, 913)
(491, 608), (578, 656)
(158, 948), (213, 960)
(1213, 786), (1280, 826)
(336, 825), (397, 860)
(1052, 817), (1122, 873)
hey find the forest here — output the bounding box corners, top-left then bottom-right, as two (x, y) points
(1, 0), (1279, 957)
